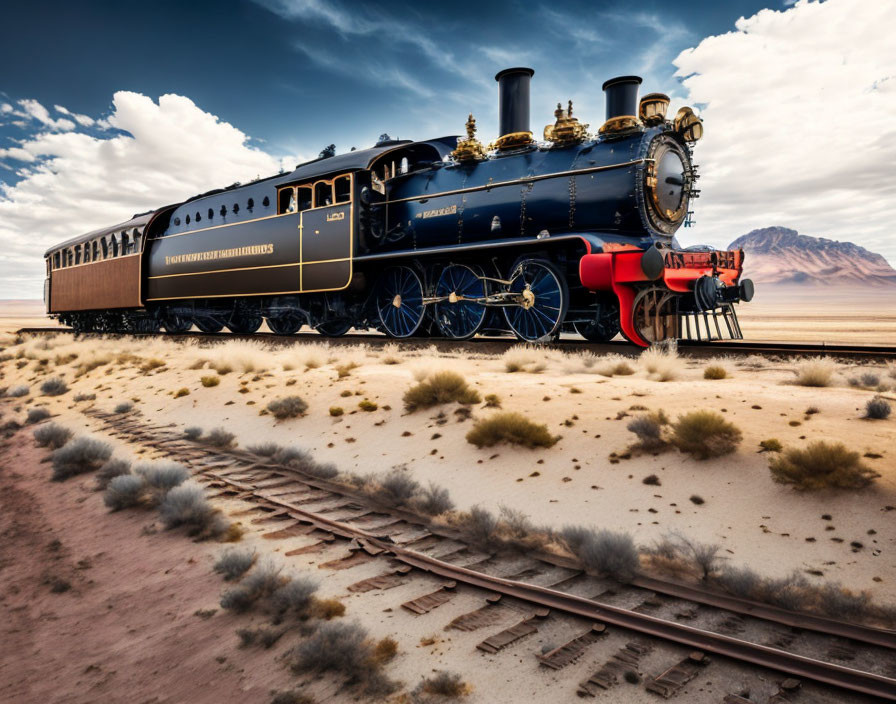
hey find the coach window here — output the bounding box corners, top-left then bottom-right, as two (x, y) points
(278, 187), (296, 214)
(185, 214), (191, 225)
(133, 231), (142, 252)
(101, 237), (109, 259)
(84, 243), (91, 263)
(92, 240), (99, 261)
(110, 234), (119, 257)
(75, 246), (82, 265)
(53, 252), (60, 269)
(208, 208), (214, 220)
(247, 198), (254, 211)
(233, 202), (240, 215)
(122, 232), (130, 254)
(220, 205), (227, 217)
(314, 180), (333, 208)
(334, 175), (350, 204)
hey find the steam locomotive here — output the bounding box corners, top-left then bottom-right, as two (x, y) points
(43, 68), (752, 346)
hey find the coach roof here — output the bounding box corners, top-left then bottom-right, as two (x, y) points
(44, 211), (154, 257)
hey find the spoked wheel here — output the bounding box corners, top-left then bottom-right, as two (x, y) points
(267, 313), (303, 335)
(315, 318), (353, 337)
(161, 313), (192, 334)
(194, 316), (224, 333)
(574, 299), (621, 342)
(628, 287), (678, 344)
(227, 313), (263, 334)
(71, 314), (94, 334)
(376, 266), (425, 339)
(503, 259), (569, 342)
(434, 264), (487, 340)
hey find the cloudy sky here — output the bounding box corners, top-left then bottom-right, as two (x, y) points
(1, 0), (894, 299)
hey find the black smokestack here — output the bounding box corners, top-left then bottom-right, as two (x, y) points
(602, 75), (642, 120)
(495, 67), (534, 137)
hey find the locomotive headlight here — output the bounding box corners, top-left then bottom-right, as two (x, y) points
(639, 93), (670, 126)
(644, 136), (691, 235)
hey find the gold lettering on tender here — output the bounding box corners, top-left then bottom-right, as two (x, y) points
(326, 211), (345, 222)
(416, 204), (457, 219)
(165, 243), (275, 266)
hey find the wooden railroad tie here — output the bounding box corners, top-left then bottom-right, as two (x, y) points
(644, 650), (709, 698)
(536, 623), (607, 670)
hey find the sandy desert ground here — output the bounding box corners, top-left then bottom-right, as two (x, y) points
(1, 317), (894, 702)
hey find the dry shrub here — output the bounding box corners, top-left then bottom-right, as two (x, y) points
(561, 526), (639, 582)
(52, 436), (112, 480)
(201, 375), (220, 387)
(26, 407), (51, 424)
(73, 392), (96, 402)
(174, 388), (190, 398)
(483, 393), (501, 408)
(311, 597), (346, 620)
(159, 483), (227, 537)
(104, 474), (146, 510)
(371, 637), (398, 665)
(335, 362), (359, 378)
(638, 345), (681, 382)
(671, 410), (742, 459)
(379, 343), (402, 365)
(33, 422), (72, 449)
(204, 427), (236, 448)
(329, 406), (344, 417)
(414, 671), (470, 699)
(793, 358), (836, 387)
(95, 458), (131, 489)
(465, 412), (558, 449)
(358, 399), (377, 412)
(759, 438), (783, 453)
(502, 346), (548, 373)
(114, 401), (134, 414)
(865, 396), (891, 420)
(74, 353), (112, 377)
(269, 692), (315, 704)
(289, 621), (396, 695)
(464, 506), (499, 548)
(704, 364), (727, 380)
(403, 371), (481, 412)
(626, 410), (670, 452)
(247, 441), (280, 457)
(6, 384), (29, 397)
(769, 441), (879, 489)
(270, 446), (338, 480)
(272, 577), (321, 621)
(413, 482), (454, 516)
(214, 549), (256, 581)
(40, 377), (69, 396)
(267, 396), (308, 419)
(139, 358), (166, 373)
(135, 461), (189, 493)
(376, 468), (420, 507)
(592, 354), (636, 377)
(237, 626), (286, 649)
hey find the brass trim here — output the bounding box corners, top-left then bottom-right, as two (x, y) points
(491, 131), (534, 150)
(598, 115), (641, 134)
(153, 212), (294, 240)
(381, 159), (648, 206)
(147, 256), (352, 280)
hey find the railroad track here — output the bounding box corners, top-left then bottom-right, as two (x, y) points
(16, 326), (896, 360)
(84, 408), (896, 702)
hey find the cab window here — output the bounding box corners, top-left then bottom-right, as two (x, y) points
(278, 187), (296, 214)
(296, 185), (312, 211)
(314, 181), (333, 208)
(75, 247), (82, 265)
(53, 252), (60, 269)
(334, 175), (351, 204)
(92, 240), (99, 261)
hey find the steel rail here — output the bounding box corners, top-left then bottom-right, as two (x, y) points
(17, 326), (896, 359)
(196, 464), (896, 701)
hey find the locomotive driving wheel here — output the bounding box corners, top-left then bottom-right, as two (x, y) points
(376, 266), (425, 339)
(227, 312), (263, 334)
(161, 313), (192, 334)
(433, 264), (487, 340)
(194, 316), (224, 333)
(574, 299), (620, 342)
(628, 286), (679, 344)
(266, 313), (303, 335)
(503, 258), (568, 342)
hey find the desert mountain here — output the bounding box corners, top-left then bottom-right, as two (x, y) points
(727, 227), (896, 287)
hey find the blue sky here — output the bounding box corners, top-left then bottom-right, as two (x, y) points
(1, 0), (894, 298)
(0, 0), (777, 173)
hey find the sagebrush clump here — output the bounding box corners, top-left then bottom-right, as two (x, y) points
(403, 371), (481, 412)
(561, 526), (639, 582)
(95, 458), (132, 489)
(671, 410), (742, 459)
(214, 549), (256, 581)
(40, 377), (69, 396)
(267, 396), (309, 419)
(703, 364), (727, 380)
(769, 441), (879, 489)
(865, 396), (891, 420)
(793, 358), (836, 387)
(104, 474), (146, 510)
(204, 427), (236, 448)
(26, 407), (51, 425)
(465, 412), (558, 449)
(626, 410), (670, 452)
(33, 422), (72, 449)
(51, 436), (112, 481)
(6, 384), (29, 398)
(114, 401), (134, 414)
(159, 483), (227, 537)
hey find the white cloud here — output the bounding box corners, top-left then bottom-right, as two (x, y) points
(17, 99), (76, 131)
(0, 92), (300, 299)
(673, 0), (896, 263)
(54, 103), (95, 127)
